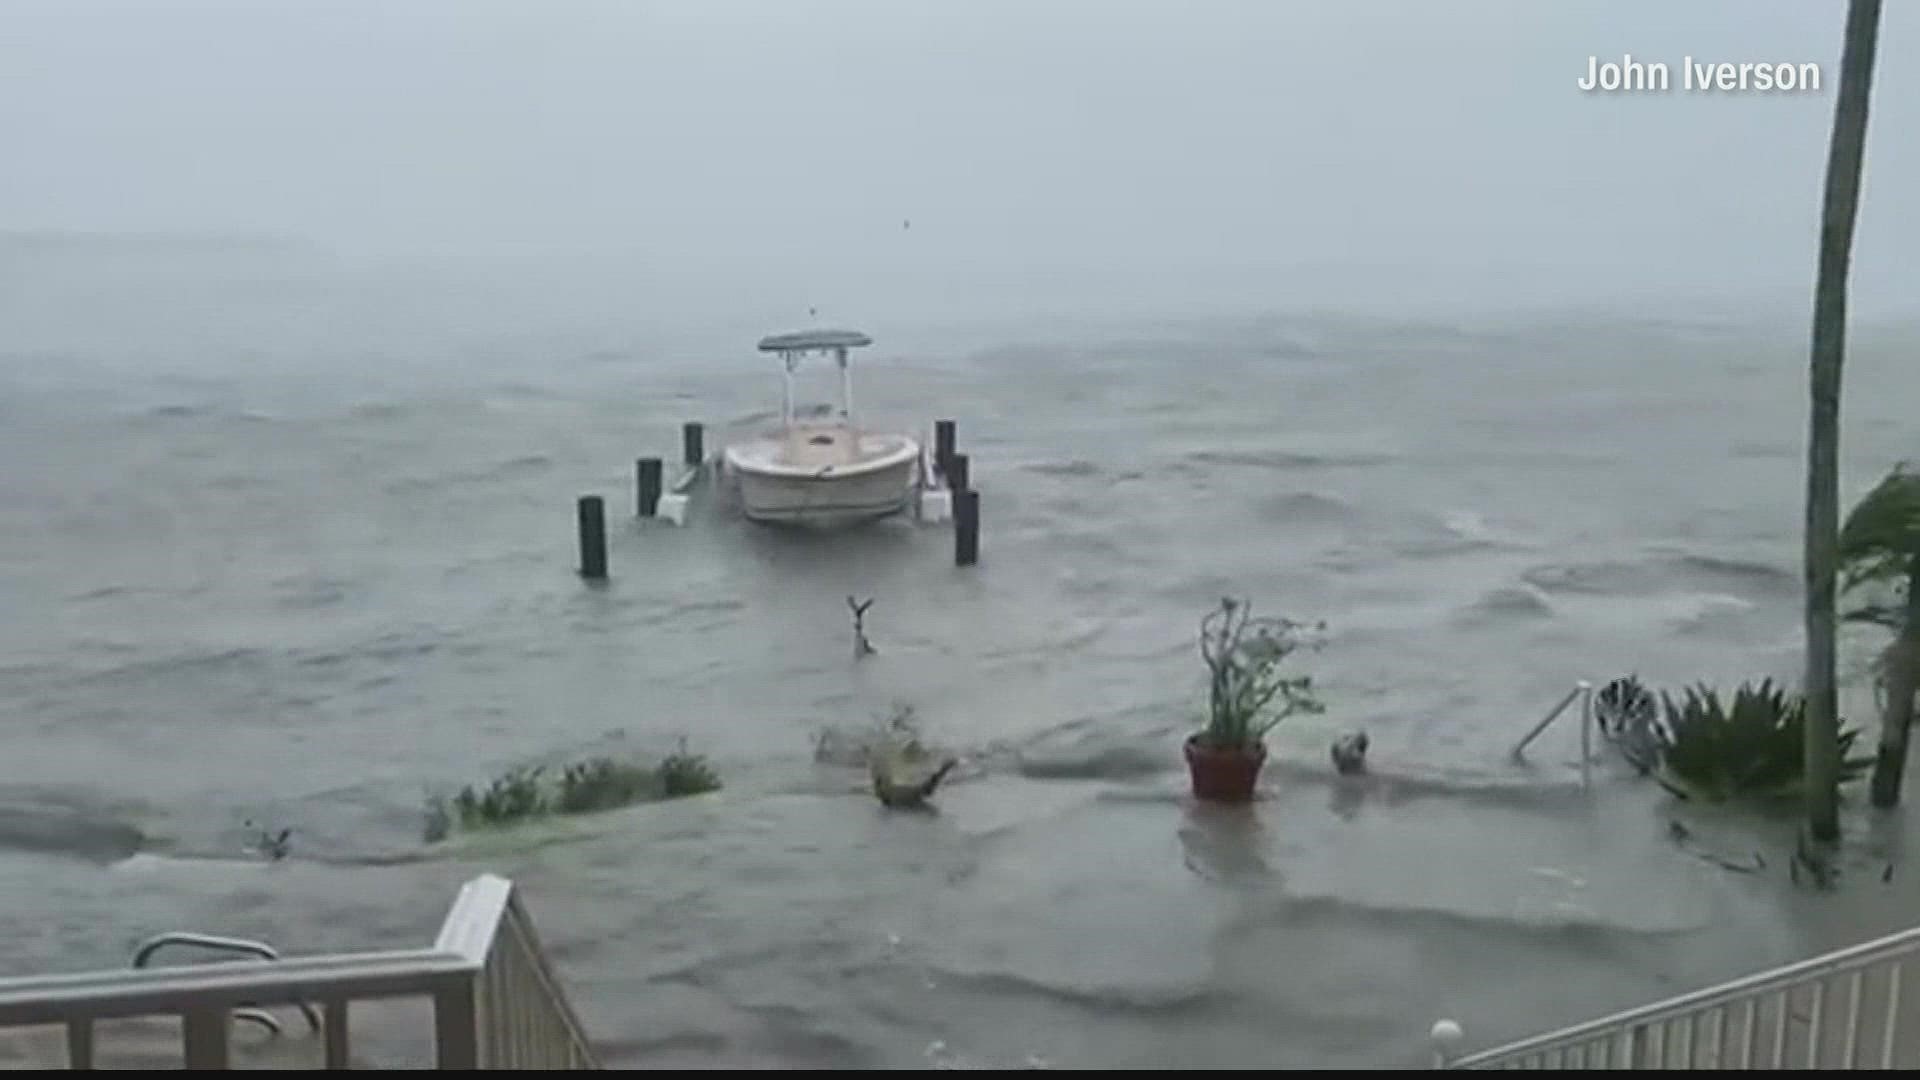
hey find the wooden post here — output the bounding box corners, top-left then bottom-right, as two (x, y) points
(947, 452), (970, 496)
(636, 457), (663, 517)
(934, 419), (956, 484)
(577, 496), (607, 580)
(682, 422), (705, 468)
(955, 489), (979, 567)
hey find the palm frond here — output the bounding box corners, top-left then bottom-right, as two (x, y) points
(1839, 464), (1920, 586)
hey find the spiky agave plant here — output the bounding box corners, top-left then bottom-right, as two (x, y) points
(1656, 679), (1870, 803)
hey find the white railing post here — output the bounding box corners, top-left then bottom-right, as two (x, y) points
(182, 1006), (230, 1069)
(324, 998), (351, 1070)
(433, 978), (479, 1070)
(1578, 679), (1594, 789)
(1431, 1018), (1463, 1068)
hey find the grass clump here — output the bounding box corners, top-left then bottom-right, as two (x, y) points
(424, 743), (721, 841)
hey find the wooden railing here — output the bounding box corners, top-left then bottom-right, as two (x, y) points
(0, 874), (599, 1069)
(1433, 924), (1920, 1069)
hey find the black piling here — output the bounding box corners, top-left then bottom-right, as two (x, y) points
(636, 457), (663, 517)
(955, 489), (980, 567)
(934, 419), (957, 484)
(577, 495), (608, 579)
(946, 452), (970, 497)
(682, 422), (705, 468)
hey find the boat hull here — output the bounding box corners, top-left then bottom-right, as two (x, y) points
(724, 428), (920, 530)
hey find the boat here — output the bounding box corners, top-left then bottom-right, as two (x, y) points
(722, 328), (922, 529)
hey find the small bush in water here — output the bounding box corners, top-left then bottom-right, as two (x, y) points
(1656, 679), (1870, 802)
(555, 758), (662, 814)
(434, 765), (550, 831)
(424, 747), (721, 840)
(658, 740), (723, 797)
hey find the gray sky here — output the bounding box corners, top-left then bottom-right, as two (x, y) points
(4, 1), (1917, 315)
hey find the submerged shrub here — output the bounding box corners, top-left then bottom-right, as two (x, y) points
(424, 745), (721, 840)
(657, 740), (722, 798)
(1656, 679), (1869, 802)
(555, 758), (662, 814)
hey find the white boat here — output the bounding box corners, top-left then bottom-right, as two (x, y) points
(722, 328), (922, 529)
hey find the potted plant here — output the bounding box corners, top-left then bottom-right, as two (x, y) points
(1185, 596), (1324, 802)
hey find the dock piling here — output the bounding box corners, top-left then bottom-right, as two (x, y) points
(955, 489), (979, 567)
(636, 457), (664, 517)
(577, 495), (608, 580)
(934, 419), (956, 484)
(682, 422), (705, 469)
(947, 452), (970, 496)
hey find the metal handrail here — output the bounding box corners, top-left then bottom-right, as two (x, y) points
(131, 933), (323, 1035)
(1434, 922), (1920, 1068)
(1510, 680), (1595, 788)
(133, 932), (280, 970)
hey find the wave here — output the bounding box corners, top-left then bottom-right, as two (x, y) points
(490, 381), (562, 400)
(1251, 491), (1362, 526)
(383, 454), (556, 492)
(143, 402), (217, 419)
(295, 632), (442, 669)
(1669, 552), (1796, 594)
(1522, 550), (1795, 600)
(1434, 509), (1533, 549)
(71, 646), (268, 687)
(1020, 459), (1103, 478)
(1230, 892), (1693, 949)
(1664, 594), (1761, 637)
(1254, 760), (1592, 813)
(1015, 744), (1173, 781)
(1185, 448), (1396, 471)
(67, 584), (141, 602)
(273, 574), (356, 610)
(923, 967), (1217, 1018)
(1521, 559), (1673, 597)
(1453, 585), (1555, 624)
(666, 598), (747, 618)
(135, 402), (275, 424)
(0, 802), (145, 862)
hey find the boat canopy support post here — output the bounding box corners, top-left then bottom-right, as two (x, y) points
(836, 346), (854, 425)
(781, 351), (797, 428)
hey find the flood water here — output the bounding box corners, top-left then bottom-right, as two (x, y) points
(2, 257), (1918, 1068)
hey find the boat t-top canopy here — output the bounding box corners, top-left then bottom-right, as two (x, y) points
(756, 328), (874, 427)
(757, 329), (872, 353)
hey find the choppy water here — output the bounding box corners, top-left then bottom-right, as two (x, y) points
(3, 260), (1919, 1068)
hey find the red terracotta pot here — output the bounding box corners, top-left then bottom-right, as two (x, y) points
(1184, 734), (1267, 803)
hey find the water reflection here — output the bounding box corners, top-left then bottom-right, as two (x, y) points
(1176, 800), (1271, 883)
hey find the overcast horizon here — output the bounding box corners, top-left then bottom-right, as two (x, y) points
(5, 1), (1918, 319)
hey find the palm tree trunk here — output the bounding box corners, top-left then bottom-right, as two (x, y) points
(1804, 0), (1883, 842)
(1868, 561), (1920, 806)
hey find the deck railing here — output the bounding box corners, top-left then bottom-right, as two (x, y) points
(0, 873), (598, 1069)
(1433, 923), (1920, 1069)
